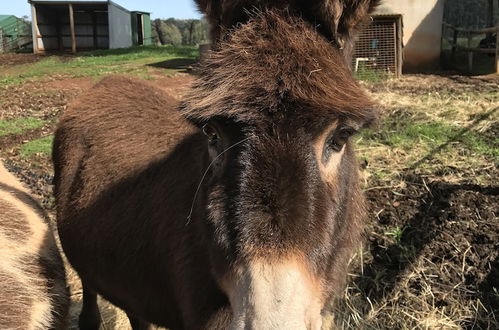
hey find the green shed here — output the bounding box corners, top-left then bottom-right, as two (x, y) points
(131, 11), (152, 46)
(0, 15), (32, 52)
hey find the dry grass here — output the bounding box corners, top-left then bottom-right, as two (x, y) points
(357, 74), (498, 186)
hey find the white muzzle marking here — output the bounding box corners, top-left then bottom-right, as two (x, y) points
(227, 260), (323, 330)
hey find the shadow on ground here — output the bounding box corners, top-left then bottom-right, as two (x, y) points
(148, 58), (198, 73)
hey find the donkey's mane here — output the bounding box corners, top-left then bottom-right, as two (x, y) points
(182, 10), (376, 127)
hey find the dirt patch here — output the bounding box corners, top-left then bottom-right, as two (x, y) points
(368, 73), (498, 99)
(0, 83), (80, 120)
(43, 77), (95, 91)
(366, 177), (497, 320)
(0, 54), (46, 67)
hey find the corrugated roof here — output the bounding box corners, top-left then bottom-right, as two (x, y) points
(29, 1), (108, 3)
(0, 15), (16, 23)
(28, 1), (110, 6)
(28, 1), (131, 14)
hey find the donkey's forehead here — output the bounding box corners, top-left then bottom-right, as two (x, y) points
(182, 9), (376, 126)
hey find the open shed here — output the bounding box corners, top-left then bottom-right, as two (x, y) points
(29, 0), (151, 53)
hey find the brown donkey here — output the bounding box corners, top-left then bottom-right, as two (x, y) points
(53, 2), (379, 329)
(0, 162), (69, 330)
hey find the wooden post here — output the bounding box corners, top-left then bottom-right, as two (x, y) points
(31, 3), (39, 53)
(56, 16), (63, 51)
(487, 0), (494, 39)
(496, 27), (499, 74)
(395, 16), (403, 76)
(451, 27), (458, 62)
(141, 15), (145, 45)
(467, 32), (473, 72)
(0, 29), (4, 53)
(92, 11), (98, 49)
(69, 4), (76, 53)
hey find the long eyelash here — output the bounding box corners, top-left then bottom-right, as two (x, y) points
(186, 136), (252, 225)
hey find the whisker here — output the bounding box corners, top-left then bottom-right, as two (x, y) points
(186, 135), (252, 225)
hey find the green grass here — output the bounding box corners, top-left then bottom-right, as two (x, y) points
(360, 121), (498, 160)
(0, 45), (199, 86)
(20, 135), (53, 158)
(354, 67), (392, 83)
(0, 117), (46, 137)
(385, 226), (406, 245)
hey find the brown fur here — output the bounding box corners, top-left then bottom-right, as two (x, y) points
(53, 6), (378, 330)
(0, 162), (69, 330)
(195, 0), (380, 59)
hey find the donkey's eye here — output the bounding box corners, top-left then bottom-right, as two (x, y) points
(203, 124), (219, 145)
(322, 126), (356, 163)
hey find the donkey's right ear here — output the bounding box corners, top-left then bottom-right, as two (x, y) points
(194, 0), (208, 12)
(194, 0), (222, 17)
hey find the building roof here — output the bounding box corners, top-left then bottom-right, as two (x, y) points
(0, 15), (16, 23)
(28, 1), (143, 15)
(28, 1), (108, 3)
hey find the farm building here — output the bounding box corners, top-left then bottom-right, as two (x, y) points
(28, 0), (152, 53)
(131, 11), (151, 46)
(0, 15), (32, 53)
(353, 0), (445, 76)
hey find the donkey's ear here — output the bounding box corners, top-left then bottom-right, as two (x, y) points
(194, 0), (212, 12)
(334, 0), (381, 58)
(194, 0), (223, 43)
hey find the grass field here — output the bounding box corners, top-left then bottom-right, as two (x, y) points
(0, 45), (198, 86)
(0, 46), (498, 329)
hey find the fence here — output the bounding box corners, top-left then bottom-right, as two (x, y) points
(441, 22), (498, 74)
(0, 18), (32, 53)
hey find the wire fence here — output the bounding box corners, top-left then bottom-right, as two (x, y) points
(351, 16), (401, 82)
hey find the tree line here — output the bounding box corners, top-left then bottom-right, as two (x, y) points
(151, 18), (210, 46)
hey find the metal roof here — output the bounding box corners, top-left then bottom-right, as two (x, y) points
(27, 1), (153, 15)
(28, 1), (133, 14)
(28, 1), (109, 4)
(0, 15), (16, 22)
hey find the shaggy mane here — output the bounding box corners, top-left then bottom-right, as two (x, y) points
(182, 10), (377, 127)
(195, 0), (381, 57)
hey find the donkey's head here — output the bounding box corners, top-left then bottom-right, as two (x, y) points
(183, 7), (377, 330)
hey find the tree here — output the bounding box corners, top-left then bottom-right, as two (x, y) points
(151, 19), (162, 45)
(150, 18), (209, 46)
(160, 22), (182, 45)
